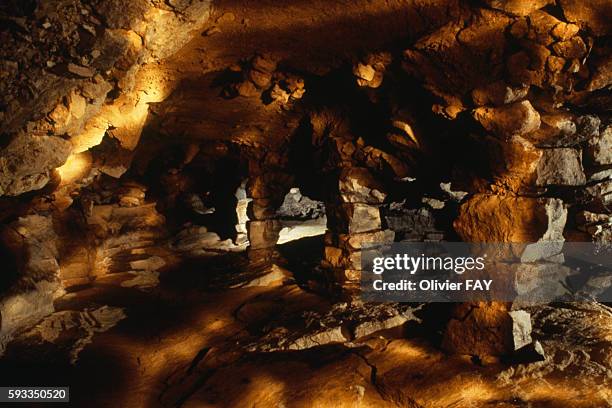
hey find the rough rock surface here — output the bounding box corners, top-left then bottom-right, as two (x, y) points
(0, 0), (610, 405)
(0, 135), (72, 196)
(0, 0), (213, 196)
(473, 101), (541, 138)
(586, 124), (612, 165)
(454, 195), (567, 243)
(536, 148), (586, 186)
(443, 302), (533, 356)
(0, 215), (64, 351)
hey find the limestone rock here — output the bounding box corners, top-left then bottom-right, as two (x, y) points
(0, 215), (64, 352)
(121, 270), (160, 289)
(551, 22), (580, 41)
(330, 204), (381, 234)
(536, 148), (586, 186)
(559, 0), (611, 36)
(172, 226), (240, 254)
(508, 310), (533, 350)
(454, 195), (567, 243)
(247, 220), (282, 249)
(471, 81), (529, 106)
(11, 306), (126, 364)
(246, 173), (293, 200)
(587, 55), (612, 91)
(0, 134), (72, 196)
(129, 256), (166, 272)
(340, 229), (395, 251)
(288, 326), (348, 350)
(442, 302), (531, 357)
(251, 54), (277, 73)
(339, 167), (386, 204)
(0, 280), (64, 353)
(483, 0), (553, 16)
(526, 113), (578, 146)
(584, 179), (612, 206)
(67, 63), (95, 78)
(383, 203), (441, 240)
(277, 188), (326, 220)
(473, 101), (541, 138)
(353, 63), (375, 82)
(586, 125), (612, 165)
(249, 199), (276, 220)
(242, 265), (289, 288)
(552, 37), (587, 59)
(512, 263), (572, 299)
(248, 69), (272, 89)
(488, 135), (542, 192)
(363, 146), (411, 178)
(236, 80), (258, 97)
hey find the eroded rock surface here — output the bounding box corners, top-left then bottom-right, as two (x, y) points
(0, 0), (610, 406)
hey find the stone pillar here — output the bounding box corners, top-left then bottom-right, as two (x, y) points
(245, 151), (293, 270)
(321, 153), (394, 300)
(443, 98), (582, 358)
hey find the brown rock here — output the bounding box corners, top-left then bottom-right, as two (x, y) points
(0, 215), (64, 349)
(525, 43), (551, 71)
(90, 135), (134, 179)
(236, 81), (259, 97)
(551, 22), (580, 40)
(546, 55), (566, 72)
(216, 12), (235, 24)
(246, 173), (293, 200)
(324, 246), (344, 268)
(248, 199), (275, 220)
(339, 167), (386, 204)
(353, 63), (375, 82)
(471, 81), (529, 106)
(526, 10), (560, 45)
(586, 125), (612, 165)
(536, 148), (586, 186)
(524, 113), (575, 145)
(585, 179), (612, 206)
(552, 37), (587, 59)
(443, 302), (532, 357)
(587, 55), (612, 91)
(507, 51), (545, 86)
(0, 134), (72, 196)
(509, 18), (529, 39)
(67, 63), (95, 78)
(454, 194), (567, 243)
(269, 84), (290, 104)
(247, 220), (282, 249)
(339, 229), (395, 251)
(248, 69), (272, 89)
(323, 247), (361, 270)
(559, 0), (611, 36)
(329, 203), (381, 234)
(483, 0), (553, 16)
(363, 146), (411, 178)
(473, 100), (541, 138)
(488, 135), (542, 192)
(251, 54), (277, 73)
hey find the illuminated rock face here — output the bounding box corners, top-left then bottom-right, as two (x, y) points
(0, 0), (610, 395)
(0, 0), (213, 198)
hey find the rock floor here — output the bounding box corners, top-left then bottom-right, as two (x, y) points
(1, 240), (610, 408)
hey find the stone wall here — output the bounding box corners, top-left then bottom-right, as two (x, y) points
(0, 0), (609, 358)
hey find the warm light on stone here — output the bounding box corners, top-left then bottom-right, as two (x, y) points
(56, 152), (93, 185)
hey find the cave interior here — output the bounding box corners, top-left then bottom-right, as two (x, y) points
(0, 0), (611, 406)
